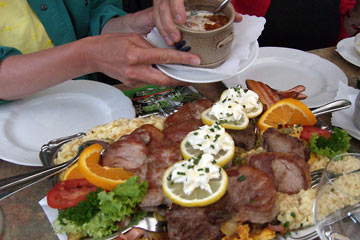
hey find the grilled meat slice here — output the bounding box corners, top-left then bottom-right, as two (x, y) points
(226, 120), (256, 150)
(249, 152), (311, 194)
(100, 138), (148, 180)
(226, 166), (278, 224)
(163, 118), (203, 144)
(262, 127), (310, 161)
(165, 99), (214, 127)
(140, 143), (181, 207)
(167, 196), (232, 240)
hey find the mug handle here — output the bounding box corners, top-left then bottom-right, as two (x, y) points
(217, 32), (234, 49)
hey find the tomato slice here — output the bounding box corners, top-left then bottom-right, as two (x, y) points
(300, 126), (331, 141)
(47, 178), (97, 209)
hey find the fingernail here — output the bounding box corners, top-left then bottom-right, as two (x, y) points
(170, 33), (178, 42)
(164, 36), (172, 45)
(191, 58), (201, 66)
(175, 14), (183, 24)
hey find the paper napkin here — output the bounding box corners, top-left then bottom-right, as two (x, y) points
(146, 14), (266, 76)
(39, 197), (67, 240)
(331, 81), (360, 139)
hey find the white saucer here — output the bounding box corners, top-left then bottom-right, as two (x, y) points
(157, 41), (259, 83)
(336, 36), (360, 67)
(223, 47), (348, 108)
(0, 80), (135, 166)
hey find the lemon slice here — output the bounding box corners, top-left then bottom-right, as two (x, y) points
(201, 108), (249, 130)
(180, 129), (234, 167)
(162, 159), (228, 207)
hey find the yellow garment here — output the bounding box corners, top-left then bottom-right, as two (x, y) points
(0, 0), (54, 54)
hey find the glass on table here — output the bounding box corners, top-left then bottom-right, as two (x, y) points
(314, 153), (360, 240)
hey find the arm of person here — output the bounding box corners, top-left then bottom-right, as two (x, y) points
(152, 0), (243, 46)
(0, 34), (200, 100)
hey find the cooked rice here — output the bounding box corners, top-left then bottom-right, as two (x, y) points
(277, 154), (360, 230)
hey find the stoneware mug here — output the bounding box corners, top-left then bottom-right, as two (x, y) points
(177, 0), (235, 68)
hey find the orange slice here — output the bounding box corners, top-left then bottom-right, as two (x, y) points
(257, 98), (316, 132)
(62, 163), (83, 181)
(78, 143), (133, 191)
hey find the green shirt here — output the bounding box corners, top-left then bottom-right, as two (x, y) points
(0, 0), (127, 68)
(0, 0), (127, 103)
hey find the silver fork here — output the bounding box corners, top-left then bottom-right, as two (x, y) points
(0, 139), (109, 201)
(310, 168), (360, 188)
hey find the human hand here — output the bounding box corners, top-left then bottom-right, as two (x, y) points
(88, 33), (201, 86)
(153, 0), (243, 46)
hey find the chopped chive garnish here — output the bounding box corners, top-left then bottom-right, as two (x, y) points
(197, 168), (204, 171)
(205, 168), (209, 173)
(249, 199), (255, 204)
(193, 132), (199, 136)
(237, 175), (246, 182)
(167, 174), (172, 180)
(177, 172), (186, 175)
(291, 212), (296, 218)
(283, 221), (289, 228)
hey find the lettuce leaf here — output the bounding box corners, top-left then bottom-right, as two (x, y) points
(53, 176), (147, 238)
(309, 127), (351, 159)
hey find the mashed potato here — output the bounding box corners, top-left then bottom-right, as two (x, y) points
(54, 116), (165, 165)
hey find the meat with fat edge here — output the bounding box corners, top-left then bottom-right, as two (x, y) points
(249, 152), (311, 194)
(262, 127), (310, 161)
(226, 166), (279, 224)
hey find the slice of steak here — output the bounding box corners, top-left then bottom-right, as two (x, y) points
(226, 120), (256, 150)
(130, 124), (165, 148)
(165, 99), (214, 127)
(249, 152), (311, 194)
(140, 143), (182, 207)
(262, 127), (310, 161)
(167, 196), (232, 240)
(163, 118), (203, 144)
(226, 166), (278, 224)
(100, 138), (148, 180)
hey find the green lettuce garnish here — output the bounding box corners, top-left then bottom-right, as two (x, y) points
(53, 176), (148, 238)
(309, 127), (351, 159)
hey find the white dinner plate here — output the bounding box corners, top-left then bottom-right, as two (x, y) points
(0, 80), (135, 166)
(157, 41), (259, 83)
(336, 36), (360, 67)
(223, 47), (348, 108)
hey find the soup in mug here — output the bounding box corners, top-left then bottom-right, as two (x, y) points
(183, 10), (229, 31)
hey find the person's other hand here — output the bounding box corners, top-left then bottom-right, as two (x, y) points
(88, 33), (201, 86)
(153, 0), (243, 46)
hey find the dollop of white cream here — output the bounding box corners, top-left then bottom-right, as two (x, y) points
(170, 154), (220, 195)
(186, 123), (233, 156)
(220, 86), (262, 116)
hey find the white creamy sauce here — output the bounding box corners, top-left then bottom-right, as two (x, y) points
(169, 153), (220, 195)
(186, 123), (232, 155)
(210, 86), (262, 122)
(183, 10), (221, 31)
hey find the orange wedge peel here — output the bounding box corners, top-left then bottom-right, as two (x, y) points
(257, 98), (316, 132)
(78, 143), (133, 191)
